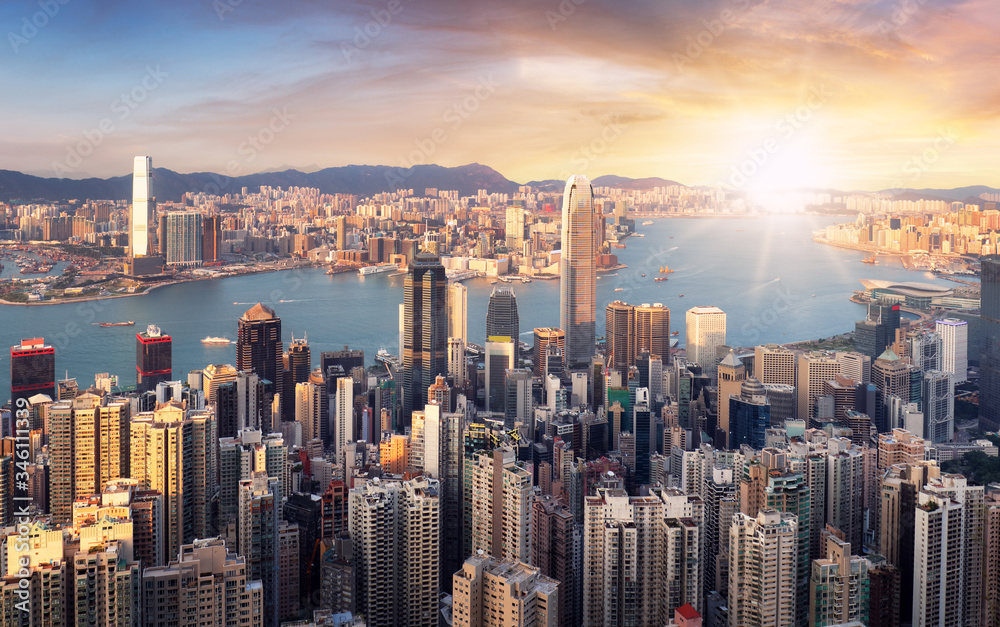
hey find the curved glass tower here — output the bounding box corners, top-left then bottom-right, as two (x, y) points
(560, 174), (596, 368)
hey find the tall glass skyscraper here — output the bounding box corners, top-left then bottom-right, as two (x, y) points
(485, 286), (519, 341)
(131, 156), (152, 257)
(402, 252), (448, 428)
(237, 303), (283, 396)
(980, 255), (1000, 431)
(560, 174), (596, 368)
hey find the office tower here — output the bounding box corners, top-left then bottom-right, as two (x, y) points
(728, 510), (798, 627)
(796, 351), (841, 425)
(908, 330), (942, 372)
(836, 350), (872, 386)
(202, 213), (222, 262)
(922, 370), (954, 443)
(452, 555), (560, 627)
(913, 474), (985, 627)
(560, 175), (596, 368)
(131, 155), (152, 257)
(755, 344), (797, 386)
(335, 215), (347, 250)
(765, 384), (796, 425)
(449, 337), (467, 387)
(219, 429), (287, 525)
(487, 286), (520, 341)
(142, 538), (264, 627)
(348, 476), (441, 627)
(730, 378), (771, 450)
(716, 351), (746, 446)
(505, 368), (533, 429)
(532, 495), (580, 627)
(238, 303), (283, 408)
(319, 348), (364, 381)
(163, 210), (203, 266)
(854, 299), (901, 359)
(45, 392), (129, 522)
(505, 204), (526, 251)
(872, 349), (918, 432)
(485, 338), (516, 414)
(685, 306), (726, 373)
(466, 447), (533, 563)
(635, 302), (671, 362)
(984, 486), (1000, 627)
(402, 253), (448, 428)
(202, 362), (238, 407)
(605, 300), (635, 378)
(634, 392), (653, 484)
(287, 336), (312, 386)
(237, 473), (280, 627)
(449, 282), (468, 342)
(334, 376), (354, 456)
(136, 324), (171, 393)
(935, 318), (968, 383)
(130, 402), (217, 560)
(216, 370), (275, 438)
(435, 409), (466, 587)
(533, 328), (565, 378)
(982, 256), (1000, 431)
(10, 337), (55, 412)
(294, 379), (324, 445)
(809, 534), (870, 627)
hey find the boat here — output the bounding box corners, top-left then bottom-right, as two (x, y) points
(642, 221), (654, 226)
(98, 321), (135, 327)
(614, 288), (624, 292)
(358, 264), (397, 276)
(654, 277), (668, 282)
(641, 273), (646, 277)
(520, 276), (532, 283)
(678, 294), (684, 297)
(671, 331), (680, 336)
(375, 348), (398, 364)
(659, 266), (674, 274)
(861, 255), (878, 264)
(201, 336), (232, 345)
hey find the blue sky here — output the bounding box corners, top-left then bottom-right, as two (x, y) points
(2, 0), (998, 190)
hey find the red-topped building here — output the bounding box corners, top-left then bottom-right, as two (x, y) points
(10, 337), (55, 410)
(137, 325), (172, 393)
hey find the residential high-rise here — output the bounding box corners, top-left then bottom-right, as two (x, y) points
(219, 429), (287, 525)
(452, 555), (560, 627)
(755, 344), (797, 387)
(237, 303), (283, 407)
(402, 253), (448, 428)
(533, 328), (566, 378)
(506, 205), (526, 251)
(334, 376), (354, 456)
(348, 476), (441, 627)
(466, 447), (533, 563)
(10, 337), (55, 411)
(935, 318), (968, 383)
(605, 300), (635, 378)
(278, 522), (300, 621)
(131, 155), (152, 257)
(448, 336), (467, 387)
(531, 495), (580, 627)
(70, 540), (141, 627)
(913, 474), (985, 627)
(163, 210), (203, 267)
(809, 534), (870, 627)
(449, 282), (468, 343)
(560, 175), (596, 368)
(141, 538), (263, 627)
(202, 214), (222, 263)
(984, 485), (1000, 627)
(486, 286), (520, 341)
(238, 472), (280, 627)
(728, 510), (798, 627)
(685, 306), (726, 374)
(136, 324), (172, 393)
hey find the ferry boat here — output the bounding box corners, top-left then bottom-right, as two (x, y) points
(641, 221), (654, 226)
(614, 288), (624, 292)
(659, 266), (674, 274)
(358, 264), (397, 276)
(375, 348), (398, 364)
(98, 321), (135, 327)
(654, 277), (668, 282)
(202, 336), (232, 345)
(861, 255), (878, 264)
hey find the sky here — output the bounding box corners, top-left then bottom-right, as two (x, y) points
(1, 0), (998, 191)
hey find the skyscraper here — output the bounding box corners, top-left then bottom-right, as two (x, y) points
(505, 204), (526, 251)
(137, 324), (172, 393)
(10, 337), (55, 411)
(728, 510), (798, 627)
(163, 211), (203, 267)
(448, 282), (468, 343)
(634, 302), (670, 362)
(238, 303), (283, 412)
(796, 351), (841, 425)
(981, 256), (1000, 431)
(486, 285), (520, 342)
(131, 155), (152, 257)
(402, 253), (448, 428)
(685, 306), (726, 373)
(605, 300), (635, 378)
(238, 472), (280, 627)
(936, 318), (968, 384)
(754, 344), (797, 387)
(202, 214), (222, 263)
(808, 534), (870, 627)
(335, 376), (354, 456)
(485, 338), (516, 414)
(452, 555), (560, 627)
(533, 328), (566, 378)
(854, 299), (901, 359)
(560, 174), (596, 368)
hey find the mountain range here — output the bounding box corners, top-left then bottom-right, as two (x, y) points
(0, 164), (995, 204)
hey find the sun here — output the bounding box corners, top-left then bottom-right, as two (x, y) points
(742, 138), (827, 194)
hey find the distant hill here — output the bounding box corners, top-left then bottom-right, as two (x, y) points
(591, 175), (684, 190)
(0, 163), (519, 202)
(881, 185), (1000, 202)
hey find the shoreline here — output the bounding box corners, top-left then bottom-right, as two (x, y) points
(0, 263), (315, 307)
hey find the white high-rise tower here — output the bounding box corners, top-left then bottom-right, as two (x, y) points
(131, 156), (152, 257)
(560, 174), (596, 368)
